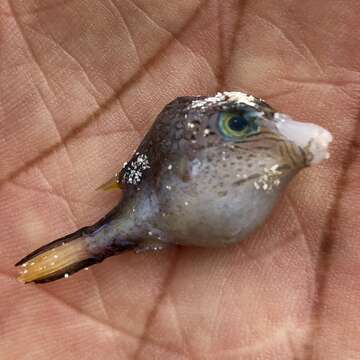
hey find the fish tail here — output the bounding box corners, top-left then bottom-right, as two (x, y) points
(15, 227), (103, 284)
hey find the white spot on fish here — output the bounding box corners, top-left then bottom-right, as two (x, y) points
(190, 91), (257, 111)
(254, 165), (282, 192)
(168, 164), (173, 170)
(165, 185), (172, 190)
(184, 201), (189, 206)
(64, 273), (69, 278)
(123, 154), (150, 185)
(222, 151), (229, 161)
(191, 158), (202, 176)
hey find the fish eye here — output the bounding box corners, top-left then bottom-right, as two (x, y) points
(217, 111), (260, 140)
(228, 116), (248, 132)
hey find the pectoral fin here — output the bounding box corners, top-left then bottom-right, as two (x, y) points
(176, 156), (191, 182)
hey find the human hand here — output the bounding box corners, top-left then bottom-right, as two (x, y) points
(1, 1), (359, 359)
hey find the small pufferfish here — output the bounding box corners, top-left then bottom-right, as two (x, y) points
(16, 91), (333, 284)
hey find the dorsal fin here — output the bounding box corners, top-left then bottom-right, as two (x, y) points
(96, 175), (124, 191)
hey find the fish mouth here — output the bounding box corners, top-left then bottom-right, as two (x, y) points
(273, 113), (333, 165)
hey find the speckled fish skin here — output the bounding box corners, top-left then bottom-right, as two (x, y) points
(88, 94), (308, 253)
(16, 92), (329, 283)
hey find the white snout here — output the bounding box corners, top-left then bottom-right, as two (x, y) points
(273, 113), (333, 165)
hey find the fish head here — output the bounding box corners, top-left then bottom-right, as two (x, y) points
(186, 91), (333, 173)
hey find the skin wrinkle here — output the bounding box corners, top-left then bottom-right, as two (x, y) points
(336, 86), (360, 103)
(22, 4), (142, 136)
(127, 0), (203, 69)
(279, 77), (360, 104)
(88, 270), (128, 360)
(222, 0), (247, 89)
(9, 180), (108, 209)
(2, 0), (77, 17)
(6, 2), (114, 205)
(127, 0), (219, 85)
(0, 269), (184, 358)
(253, 13), (324, 74)
(215, 0), (225, 89)
(281, 198), (316, 348)
(287, 31), (324, 77)
(121, 0), (203, 78)
(0, 272), (135, 343)
(207, 261), (234, 353)
(11, 177), (80, 231)
(133, 249), (181, 360)
(237, 224), (308, 287)
(286, 331), (301, 360)
(8, 1), (58, 102)
(116, 97), (144, 136)
(167, 291), (193, 358)
(106, 0), (141, 65)
(264, 88), (301, 100)
(21, 21), (105, 109)
(102, 0), (150, 136)
(46, 117), (80, 209)
(327, 64), (360, 77)
(0, 61), (30, 77)
(78, 128), (134, 139)
(109, 0), (216, 102)
(30, 79), (78, 171)
(36, 161), (75, 209)
(213, 0), (248, 91)
(305, 109), (360, 359)
(211, 323), (309, 358)
(216, 0), (226, 91)
(0, 0), (207, 189)
(285, 195), (314, 262)
(280, 77), (360, 87)
(55, 158), (81, 227)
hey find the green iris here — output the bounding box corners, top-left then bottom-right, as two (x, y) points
(217, 111), (260, 140)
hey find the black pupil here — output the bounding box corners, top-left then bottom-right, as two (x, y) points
(228, 116), (248, 132)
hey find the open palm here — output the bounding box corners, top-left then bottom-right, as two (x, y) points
(1, 1), (360, 359)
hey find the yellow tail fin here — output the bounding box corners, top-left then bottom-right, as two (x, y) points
(15, 229), (100, 284)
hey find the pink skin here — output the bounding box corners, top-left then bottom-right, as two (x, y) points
(1, 1), (360, 359)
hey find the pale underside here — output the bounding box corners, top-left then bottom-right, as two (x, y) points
(0, 1), (360, 360)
